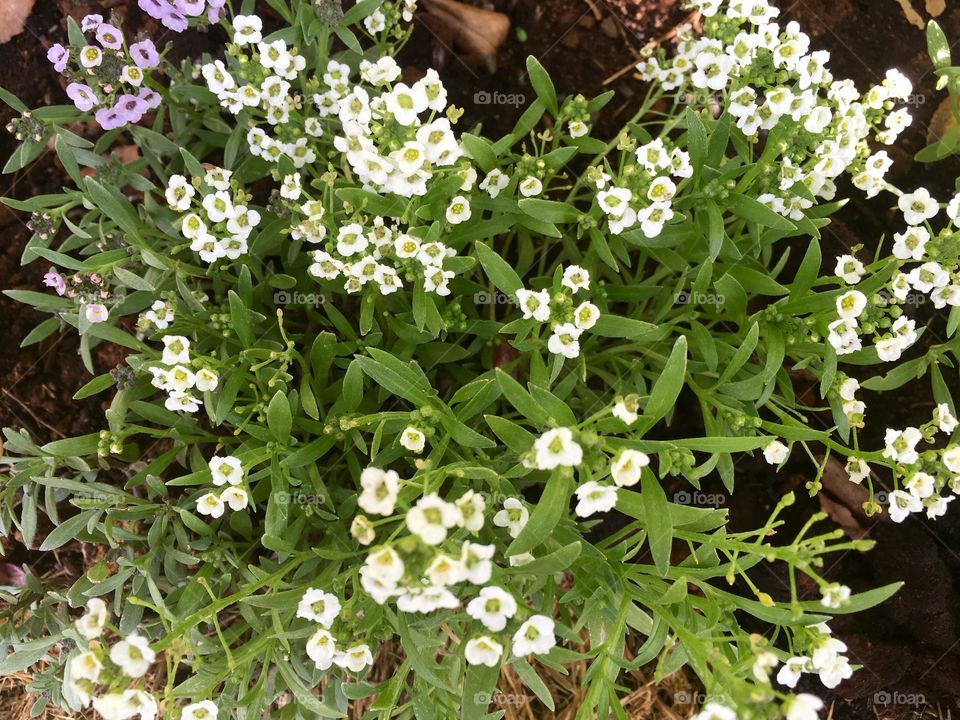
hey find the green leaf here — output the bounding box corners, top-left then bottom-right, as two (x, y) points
(475, 241), (523, 296)
(513, 656), (555, 711)
(644, 335), (687, 425)
(266, 391), (292, 443)
(507, 470), (572, 556)
(685, 107), (708, 171)
(85, 177), (141, 239)
(40, 511), (96, 551)
(640, 474), (672, 576)
(727, 193), (796, 231)
(927, 20), (951, 70)
(525, 56), (558, 116)
(461, 133), (498, 173)
(73, 374), (115, 400)
(518, 198), (579, 224)
(591, 314), (657, 340)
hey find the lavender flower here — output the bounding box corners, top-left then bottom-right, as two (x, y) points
(139, 0), (187, 32)
(95, 23), (124, 50)
(139, 87), (162, 109)
(178, 0), (206, 16)
(130, 39), (160, 69)
(95, 105), (124, 131)
(47, 44), (68, 73)
(81, 14), (103, 31)
(115, 94), (150, 123)
(66, 83), (98, 112)
(43, 271), (66, 296)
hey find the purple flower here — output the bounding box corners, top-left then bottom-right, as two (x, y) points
(115, 93), (149, 123)
(81, 14), (103, 31)
(176, 0), (206, 17)
(138, 0), (165, 20)
(161, 7), (189, 32)
(138, 87), (162, 110)
(47, 43), (68, 73)
(43, 271), (66, 296)
(66, 83), (98, 112)
(130, 39), (160, 69)
(96, 23), (124, 50)
(95, 105), (124, 130)
(207, 0), (224, 23)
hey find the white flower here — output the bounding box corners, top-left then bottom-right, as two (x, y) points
(85, 304), (108, 324)
(776, 656), (810, 688)
(364, 546), (405, 585)
(898, 187), (939, 225)
(763, 440), (789, 465)
(834, 254), (864, 284)
(70, 651), (103, 683)
(785, 694), (824, 720)
(220, 487), (248, 511)
(492, 498), (528, 538)
(400, 426), (426, 454)
(752, 650), (779, 682)
(306, 628), (337, 670)
(334, 644), (373, 673)
(888, 489), (922, 522)
(209, 456), (243, 486)
(692, 703), (736, 720)
(197, 492), (225, 518)
(425, 553), (463, 586)
(838, 377), (859, 401)
(573, 302), (600, 330)
(75, 598), (108, 640)
(182, 701), (218, 720)
(574, 482), (618, 517)
(561, 265), (590, 293)
(845, 456), (870, 484)
(612, 396), (639, 425)
(162, 335), (190, 365)
(611, 450), (650, 487)
(926, 494), (954, 519)
(518, 176), (543, 197)
(358, 467), (401, 516)
(516, 288), (551, 322)
(534, 428), (583, 469)
(384, 83), (428, 125)
(280, 174), (302, 200)
(163, 366), (192, 392)
(820, 583), (850, 609)
(943, 445), (960, 474)
(337, 223), (368, 257)
(110, 633), (156, 678)
(511, 615), (556, 656)
(195, 368), (219, 392)
(351, 515), (376, 545)
(165, 174), (195, 211)
(460, 541), (495, 584)
(455, 491), (486, 533)
(479, 169), (510, 198)
(232, 15), (263, 45)
(467, 587), (518, 631)
(465, 636), (503, 667)
(547, 322), (583, 359)
(297, 588), (342, 627)
(445, 195), (472, 224)
(882, 427), (922, 465)
(892, 226), (929, 261)
(406, 494), (460, 545)
(836, 290), (867, 319)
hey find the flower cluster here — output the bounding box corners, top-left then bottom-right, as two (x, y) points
(147, 335), (219, 413)
(594, 138), (691, 237)
(196, 455), (249, 518)
(47, 14), (161, 129)
(516, 265), (601, 359)
(297, 587), (377, 674)
(165, 168), (261, 264)
(66, 599), (159, 720)
(139, 0), (225, 32)
(639, 0), (911, 210)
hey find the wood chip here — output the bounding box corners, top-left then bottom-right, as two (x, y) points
(0, 0), (36, 44)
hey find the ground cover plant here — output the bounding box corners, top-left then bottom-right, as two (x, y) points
(2, 0), (960, 718)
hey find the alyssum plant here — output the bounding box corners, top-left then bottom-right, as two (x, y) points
(1, 0), (957, 718)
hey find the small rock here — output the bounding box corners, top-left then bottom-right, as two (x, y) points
(0, 0), (35, 43)
(600, 16), (619, 39)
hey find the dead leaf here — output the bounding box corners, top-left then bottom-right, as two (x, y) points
(896, 0), (926, 29)
(927, 0), (946, 17)
(927, 94), (960, 144)
(0, 0), (36, 44)
(419, 0), (510, 73)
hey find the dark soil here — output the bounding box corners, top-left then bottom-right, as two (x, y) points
(2, 0), (960, 718)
